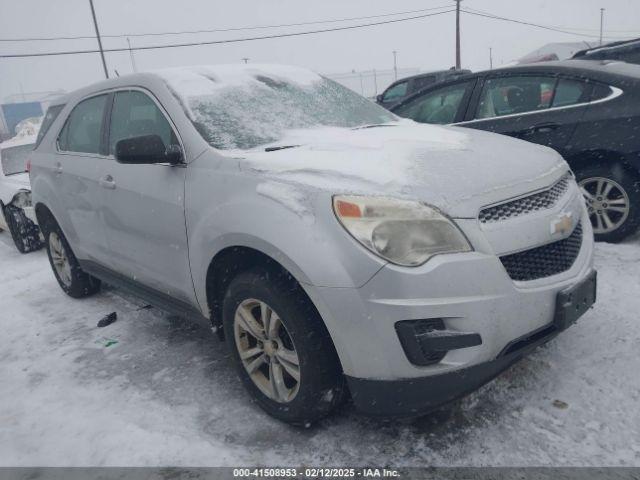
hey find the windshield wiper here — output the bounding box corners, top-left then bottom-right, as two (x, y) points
(264, 145), (300, 152)
(353, 123), (397, 130)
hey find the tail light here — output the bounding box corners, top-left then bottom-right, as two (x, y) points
(26, 159), (31, 173)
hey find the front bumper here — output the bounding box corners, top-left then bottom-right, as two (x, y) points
(346, 321), (555, 417)
(346, 269), (596, 416)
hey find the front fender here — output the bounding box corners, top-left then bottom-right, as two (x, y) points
(186, 159), (386, 313)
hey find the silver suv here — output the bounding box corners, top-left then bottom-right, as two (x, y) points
(30, 65), (596, 424)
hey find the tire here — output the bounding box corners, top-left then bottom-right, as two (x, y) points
(223, 267), (345, 425)
(44, 219), (101, 298)
(575, 164), (640, 243)
(4, 204), (43, 254)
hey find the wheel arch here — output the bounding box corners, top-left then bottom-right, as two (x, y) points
(34, 202), (57, 236)
(205, 244), (312, 330)
(205, 243), (348, 379)
(567, 149), (640, 180)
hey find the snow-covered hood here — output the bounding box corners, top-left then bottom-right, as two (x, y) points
(237, 122), (568, 218)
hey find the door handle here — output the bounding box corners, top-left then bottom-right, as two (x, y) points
(99, 174), (116, 190)
(54, 162), (63, 175)
(531, 122), (559, 134)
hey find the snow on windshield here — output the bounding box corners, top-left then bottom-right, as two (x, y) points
(158, 65), (396, 150)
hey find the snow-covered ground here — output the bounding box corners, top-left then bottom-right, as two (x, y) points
(1, 230), (639, 467)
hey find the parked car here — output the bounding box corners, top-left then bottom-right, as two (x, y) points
(31, 65), (596, 424)
(572, 38), (640, 65)
(376, 68), (471, 109)
(391, 59), (640, 242)
(0, 118), (43, 253)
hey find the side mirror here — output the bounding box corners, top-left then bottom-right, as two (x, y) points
(376, 94), (384, 103)
(115, 135), (183, 165)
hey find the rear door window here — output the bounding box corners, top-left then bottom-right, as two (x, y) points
(58, 95), (108, 154)
(551, 78), (588, 107)
(108, 90), (178, 156)
(475, 76), (556, 119)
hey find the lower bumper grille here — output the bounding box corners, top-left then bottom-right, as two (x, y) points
(500, 222), (583, 281)
(395, 319), (482, 366)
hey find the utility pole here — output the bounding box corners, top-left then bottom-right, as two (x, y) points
(455, 0), (462, 69)
(127, 37), (137, 73)
(242, 57), (250, 64)
(373, 69), (378, 95)
(489, 47), (493, 69)
(88, 0), (109, 79)
(392, 50), (398, 80)
(599, 8), (605, 45)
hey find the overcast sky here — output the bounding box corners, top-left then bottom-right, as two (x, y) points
(0, 0), (638, 102)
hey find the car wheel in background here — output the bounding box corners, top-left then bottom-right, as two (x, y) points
(4, 204), (43, 253)
(576, 164), (640, 243)
(44, 220), (101, 298)
(223, 268), (345, 425)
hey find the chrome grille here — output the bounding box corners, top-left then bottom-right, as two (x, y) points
(479, 174), (572, 224)
(500, 222), (583, 281)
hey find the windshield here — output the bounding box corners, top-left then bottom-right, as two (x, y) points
(1, 143), (34, 176)
(162, 68), (397, 150)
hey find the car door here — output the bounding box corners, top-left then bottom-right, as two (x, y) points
(54, 93), (113, 263)
(459, 73), (592, 156)
(392, 79), (477, 125)
(101, 88), (195, 305)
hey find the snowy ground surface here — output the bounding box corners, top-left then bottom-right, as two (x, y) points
(1, 230), (639, 467)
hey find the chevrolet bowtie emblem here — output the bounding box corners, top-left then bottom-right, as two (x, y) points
(550, 212), (574, 236)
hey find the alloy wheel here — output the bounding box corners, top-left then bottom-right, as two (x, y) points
(233, 298), (300, 403)
(579, 176), (630, 235)
(49, 232), (72, 287)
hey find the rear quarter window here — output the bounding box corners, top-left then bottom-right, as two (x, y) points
(590, 83), (614, 101)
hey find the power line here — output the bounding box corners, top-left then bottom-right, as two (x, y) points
(0, 9), (455, 58)
(463, 6), (638, 34)
(462, 7), (637, 40)
(0, 4), (455, 42)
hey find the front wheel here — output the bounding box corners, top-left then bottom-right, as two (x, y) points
(223, 268), (345, 425)
(44, 221), (101, 298)
(576, 165), (640, 243)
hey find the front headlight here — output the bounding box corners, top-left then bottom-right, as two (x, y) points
(333, 195), (472, 266)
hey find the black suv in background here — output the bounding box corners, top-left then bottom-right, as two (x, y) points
(573, 38), (640, 65)
(391, 60), (640, 242)
(376, 68), (471, 109)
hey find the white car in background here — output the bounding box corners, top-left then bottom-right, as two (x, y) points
(0, 117), (43, 253)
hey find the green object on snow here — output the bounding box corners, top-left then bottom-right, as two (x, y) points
(96, 337), (119, 348)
